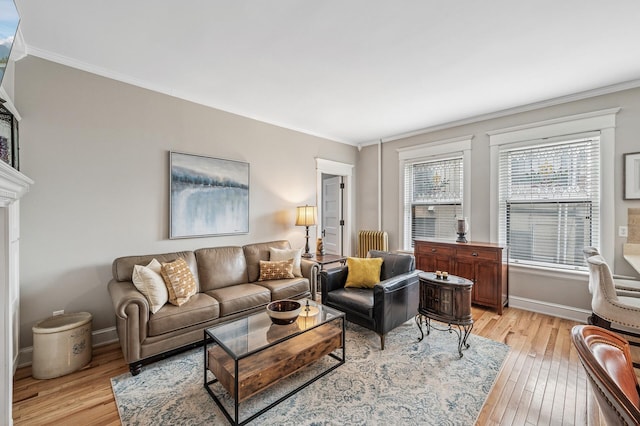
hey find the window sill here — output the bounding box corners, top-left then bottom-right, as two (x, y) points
(508, 262), (588, 281)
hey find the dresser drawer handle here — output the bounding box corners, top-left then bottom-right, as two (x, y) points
(472, 252), (478, 257)
(431, 248), (437, 253)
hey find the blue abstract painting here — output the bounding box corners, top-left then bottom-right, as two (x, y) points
(170, 152), (249, 238)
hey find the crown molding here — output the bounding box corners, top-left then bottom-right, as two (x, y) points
(23, 45), (640, 149)
(25, 46), (355, 146)
(360, 79), (640, 147)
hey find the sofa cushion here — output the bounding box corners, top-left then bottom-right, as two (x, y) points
(344, 257), (383, 288)
(269, 247), (303, 277)
(112, 251), (199, 288)
(256, 277), (310, 301)
(195, 246), (248, 291)
(243, 240), (291, 282)
(206, 284), (271, 317)
(161, 258), (198, 306)
(148, 293), (220, 336)
(132, 259), (168, 314)
(258, 259), (295, 281)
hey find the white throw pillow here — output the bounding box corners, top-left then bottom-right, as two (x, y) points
(269, 247), (303, 277)
(132, 258), (169, 313)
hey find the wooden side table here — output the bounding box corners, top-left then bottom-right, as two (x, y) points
(312, 254), (347, 269)
(310, 254), (347, 299)
(415, 272), (474, 357)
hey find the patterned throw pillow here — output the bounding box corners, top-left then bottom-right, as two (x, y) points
(344, 257), (384, 288)
(132, 258), (169, 313)
(258, 259), (295, 281)
(160, 258), (197, 306)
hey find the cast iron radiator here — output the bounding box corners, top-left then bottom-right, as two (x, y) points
(357, 230), (389, 257)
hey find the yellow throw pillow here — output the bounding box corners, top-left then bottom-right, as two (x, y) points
(344, 257), (384, 288)
(160, 258), (197, 306)
(258, 259), (295, 281)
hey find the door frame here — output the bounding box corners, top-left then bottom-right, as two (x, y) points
(316, 158), (354, 257)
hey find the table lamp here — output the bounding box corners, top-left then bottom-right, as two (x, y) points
(295, 205), (317, 258)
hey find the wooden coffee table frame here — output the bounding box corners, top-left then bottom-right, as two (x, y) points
(203, 304), (345, 426)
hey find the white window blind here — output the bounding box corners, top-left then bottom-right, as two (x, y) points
(404, 156), (463, 248)
(498, 135), (600, 269)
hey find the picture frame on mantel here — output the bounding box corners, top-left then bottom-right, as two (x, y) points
(169, 151), (250, 239)
(624, 152), (640, 200)
(0, 105), (18, 170)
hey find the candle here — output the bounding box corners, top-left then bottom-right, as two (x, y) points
(457, 218), (466, 233)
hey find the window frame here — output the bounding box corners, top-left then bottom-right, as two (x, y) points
(489, 108), (619, 269)
(398, 136), (472, 251)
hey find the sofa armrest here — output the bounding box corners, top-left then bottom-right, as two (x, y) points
(107, 279), (150, 363)
(300, 258), (320, 295)
(320, 266), (349, 303)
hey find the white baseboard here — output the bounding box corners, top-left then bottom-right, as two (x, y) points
(509, 296), (591, 323)
(17, 326), (119, 368)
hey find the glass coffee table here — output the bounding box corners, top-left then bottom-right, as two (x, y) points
(203, 299), (345, 426)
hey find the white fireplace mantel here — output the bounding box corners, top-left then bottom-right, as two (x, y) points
(0, 160), (33, 426)
(0, 161), (31, 205)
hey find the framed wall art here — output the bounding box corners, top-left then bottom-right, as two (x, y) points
(170, 151), (249, 238)
(0, 105), (18, 170)
(624, 152), (640, 200)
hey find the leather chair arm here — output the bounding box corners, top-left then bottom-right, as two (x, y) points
(320, 266), (349, 303)
(374, 270), (420, 294)
(373, 270), (420, 335)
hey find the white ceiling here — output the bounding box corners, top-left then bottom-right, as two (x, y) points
(13, 1), (640, 145)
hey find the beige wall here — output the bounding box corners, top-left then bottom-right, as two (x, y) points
(358, 87), (640, 314)
(15, 56), (357, 347)
(13, 54), (640, 348)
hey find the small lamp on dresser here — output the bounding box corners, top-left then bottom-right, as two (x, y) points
(295, 205), (317, 258)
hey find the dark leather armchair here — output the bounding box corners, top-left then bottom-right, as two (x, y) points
(320, 250), (420, 349)
(571, 325), (640, 425)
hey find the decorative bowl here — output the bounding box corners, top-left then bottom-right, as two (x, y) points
(266, 300), (302, 325)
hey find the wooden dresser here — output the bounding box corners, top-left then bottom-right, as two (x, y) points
(414, 239), (509, 314)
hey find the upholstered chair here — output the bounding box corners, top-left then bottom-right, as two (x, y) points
(320, 250), (420, 350)
(586, 255), (640, 359)
(583, 246), (640, 297)
(571, 325), (640, 425)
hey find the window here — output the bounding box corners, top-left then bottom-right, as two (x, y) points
(403, 156), (463, 247)
(398, 136), (472, 251)
(498, 136), (600, 270)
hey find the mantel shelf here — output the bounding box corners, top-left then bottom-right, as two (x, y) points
(0, 161), (33, 206)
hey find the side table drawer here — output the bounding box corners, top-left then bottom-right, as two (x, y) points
(416, 244), (455, 257)
(455, 246), (499, 261)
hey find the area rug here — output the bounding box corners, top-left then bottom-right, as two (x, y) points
(111, 321), (509, 425)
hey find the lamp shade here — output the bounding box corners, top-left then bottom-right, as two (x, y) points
(295, 205), (317, 227)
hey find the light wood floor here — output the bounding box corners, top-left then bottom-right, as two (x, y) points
(12, 306), (605, 425)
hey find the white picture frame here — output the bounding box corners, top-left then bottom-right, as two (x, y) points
(624, 152), (640, 200)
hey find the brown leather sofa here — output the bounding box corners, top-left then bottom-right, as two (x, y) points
(108, 240), (318, 375)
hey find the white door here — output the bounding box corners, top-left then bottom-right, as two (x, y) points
(322, 176), (342, 255)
